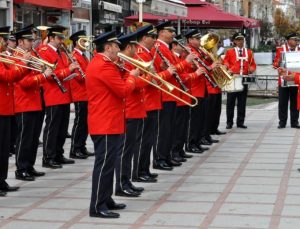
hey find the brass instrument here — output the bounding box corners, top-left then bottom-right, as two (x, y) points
(0, 57), (47, 72)
(200, 33), (233, 88)
(6, 47), (67, 93)
(175, 38), (217, 88)
(78, 36), (95, 57)
(60, 43), (86, 79)
(117, 52), (198, 107)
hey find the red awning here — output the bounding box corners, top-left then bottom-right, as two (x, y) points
(14, 0), (72, 10)
(125, 0), (260, 29)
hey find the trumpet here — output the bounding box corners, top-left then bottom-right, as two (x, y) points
(117, 52), (198, 107)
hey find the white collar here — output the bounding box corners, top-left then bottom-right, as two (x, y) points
(173, 51), (180, 57)
(138, 43), (150, 53)
(74, 48), (83, 55)
(157, 39), (169, 49)
(48, 43), (57, 52)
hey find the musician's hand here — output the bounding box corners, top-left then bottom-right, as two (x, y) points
(278, 67), (286, 75)
(22, 52), (32, 65)
(43, 67), (53, 77)
(69, 62), (80, 72)
(130, 68), (140, 77)
(282, 74), (295, 81)
(210, 61), (221, 69)
(160, 62), (168, 70)
(167, 65), (176, 75)
(185, 53), (197, 63)
(227, 69), (233, 74)
(195, 67), (206, 76)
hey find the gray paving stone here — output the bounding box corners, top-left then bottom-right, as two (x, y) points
(210, 215), (270, 228)
(18, 209), (81, 221)
(225, 193), (277, 204)
(2, 221), (64, 229)
(219, 203), (274, 215)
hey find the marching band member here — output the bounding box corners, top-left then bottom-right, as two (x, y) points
(184, 30), (209, 152)
(131, 24), (175, 179)
(273, 32), (300, 129)
(151, 21), (196, 170)
(86, 31), (142, 218)
(13, 26), (52, 181)
(69, 30), (94, 159)
(170, 35), (204, 160)
(115, 32), (145, 197)
(0, 26), (30, 196)
(38, 26), (79, 169)
(223, 32), (256, 129)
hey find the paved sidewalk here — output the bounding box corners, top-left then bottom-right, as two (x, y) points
(1, 102), (300, 229)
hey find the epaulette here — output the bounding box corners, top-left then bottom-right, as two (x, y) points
(137, 48), (143, 54)
(40, 47), (48, 51)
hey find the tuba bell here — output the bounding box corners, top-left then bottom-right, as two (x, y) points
(200, 33), (233, 88)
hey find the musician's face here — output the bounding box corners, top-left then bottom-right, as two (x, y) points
(7, 39), (16, 49)
(189, 37), (200, 47)
(145, 35), (156, 48)
(234, 38), (244, 48)
(160, 29), (175, 44)
(0, 37), (8, 50)
(23, 39), (33, 51)
(106, 42), (120, 61)
(288, 38), (297, 48)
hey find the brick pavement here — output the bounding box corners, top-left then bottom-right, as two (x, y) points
(1, 101), (300, 229)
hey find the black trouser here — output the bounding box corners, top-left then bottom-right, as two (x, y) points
(90, 134), (123, 213)
(0, 116), (11, 183)
(278, 86), (299, 127)
(43, 104), (70, 160)
(115, 118), (141, 192)
(10, 116), (17, 154)
(133, 110), (158, 178)
(38, 88), (45, 142)
(187, 97), (204, 146)
(153, 102), (177, 162)
(15, 111), (42, 171)
(226, 85), (248, 126)
(172, 106), (189, 156)
(203, 93), (222, 136)
(71, 101), (88, 153)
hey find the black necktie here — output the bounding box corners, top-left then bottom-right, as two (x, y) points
(239, 49), (243, 57)
(291, 48), (295, 51)
(57, 49), (61, 56)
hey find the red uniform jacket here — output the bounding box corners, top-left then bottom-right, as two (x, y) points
(70, 49), (88, 102)
(0, 62), (28, 115)
(188, 45), (207, 98)
(121, 60), (147, 119)
(13, 50), (45, 113)
(86, 53), (140, 135)
(38, 44), (72, 106)
(273, 44), (299, 86)
(151, 40), (191, 102)
(294, 74), (300, 110)
(223, 47), (256, 76)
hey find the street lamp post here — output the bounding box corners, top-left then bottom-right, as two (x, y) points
(136, 0), (146, 23)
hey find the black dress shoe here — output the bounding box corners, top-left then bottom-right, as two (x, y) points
(28, 168), (45, 177)
(197, 144), (209, 151)
(129, 182), (144, 193)
(66, 132), (71, 138)
(278, 125), (286, 129)
(179, 150), (193, 158)
(0, 182), (19, 192)
(237, 124), (247, 129)
(205, 136), (219, 143)
(200, 138), (213, 145)
(147, 171), (158, 178)
(15, 170), (35, 181)
(81, 148), (95, 157)
(90, 211), (120, 218)
(173, 156), (186, 163)
(226, 124), (233, 129)
(56, 156), (75, 164)
(132, 175), (157, 183)
(115, 188), (140, 197)
(185, 145), (203, 153)
(291, 125), (300, 129)
(42, 159), (63, 169)
(213, 129), (226, 135)
(153, 161), (173, 171)
(166, 159), (182, 167)
(0, 190), (6, 197)
(70, 150), (88, 159)
(107, 201), (126, 210)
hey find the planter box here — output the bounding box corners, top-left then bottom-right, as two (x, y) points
(254, 52), (273, 65)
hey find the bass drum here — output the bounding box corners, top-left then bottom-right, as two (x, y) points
(223, 75), (244, 93)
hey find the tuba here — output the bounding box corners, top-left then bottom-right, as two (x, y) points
(200, 33), (233, 88)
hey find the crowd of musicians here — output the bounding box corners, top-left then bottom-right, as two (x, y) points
(17, 20), (300, 219)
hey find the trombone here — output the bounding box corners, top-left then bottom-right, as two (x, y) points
(0, 57), (47, 72)
(117, 52), (198, 107)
